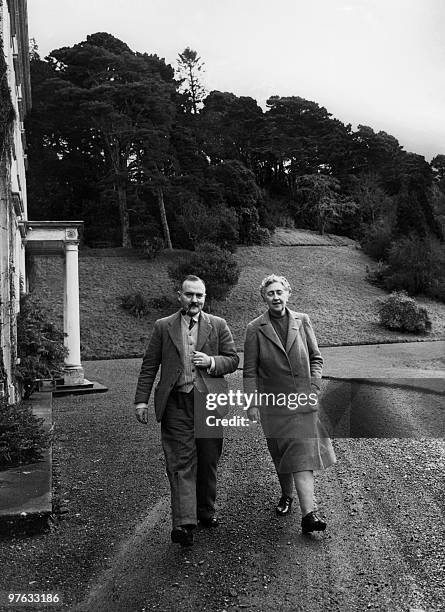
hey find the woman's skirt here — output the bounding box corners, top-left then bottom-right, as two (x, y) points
(260, 407), (336, 473)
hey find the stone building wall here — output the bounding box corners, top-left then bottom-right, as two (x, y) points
(0, 0), (30, 402)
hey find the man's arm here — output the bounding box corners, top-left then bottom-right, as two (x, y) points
(134, 320), (162, 422)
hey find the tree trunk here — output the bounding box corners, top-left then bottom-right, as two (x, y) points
(102, 132), (132, 248)
(157, 185), (172, 250)
(117, 182), (132, 248)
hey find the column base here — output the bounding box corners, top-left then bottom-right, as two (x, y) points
(54, 378), (108, 397)
(63, 366), (84, 386)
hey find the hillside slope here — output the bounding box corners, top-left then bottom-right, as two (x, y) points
(32, 243), (445, 360)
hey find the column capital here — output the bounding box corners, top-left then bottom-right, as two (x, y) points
(65, 227), (79, 242)
(64, 241), (79, 251)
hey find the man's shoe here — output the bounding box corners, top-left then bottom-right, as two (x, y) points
(199, 516), (219, 528)
(276, 494), (293, 516)
(301, 511), (327, 534)
(171, 526), (194, 547)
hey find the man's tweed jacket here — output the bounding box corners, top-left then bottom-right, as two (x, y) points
(135, 310), (239, 421)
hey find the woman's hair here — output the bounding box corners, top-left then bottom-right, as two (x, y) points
(259, 274), (292, 298)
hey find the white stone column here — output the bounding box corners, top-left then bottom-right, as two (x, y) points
(63, 238), (84, 385)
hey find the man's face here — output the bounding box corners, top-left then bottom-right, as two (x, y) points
(263, 281), (290, 314)
(178, 279), (206, 316)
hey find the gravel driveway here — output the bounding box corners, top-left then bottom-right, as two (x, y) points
(0, 359), (444, 612)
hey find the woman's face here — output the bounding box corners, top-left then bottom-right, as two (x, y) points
(263, 281), (290, 315)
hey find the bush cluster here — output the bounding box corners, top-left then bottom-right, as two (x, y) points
(361, 222), (393, 261)
(383, 235), (445, 299)
(141, 236), (164, 260)
(16, 294), (67, 399)
(377, 291), (432, 333)
(168, 242), (240, 303)
(365, 261), (388, 287)
(121, 293), (151, 318)
(363, 229), (445, 303)
(0, 398), (50, 467)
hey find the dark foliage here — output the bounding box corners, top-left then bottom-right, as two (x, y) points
(15, 294), (67, 399)
(383, 235), (445, 299)
(0, 398), (50, 467)
(120, 293), (151, 317)
(141, 237), (164, 259)
(361, 222), (393, 261)
(168, 242), (240, 302)
(0, 33), (15, 161)
(25, 32), (444, 283)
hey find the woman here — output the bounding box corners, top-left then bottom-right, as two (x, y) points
(243, 274), (336, 534)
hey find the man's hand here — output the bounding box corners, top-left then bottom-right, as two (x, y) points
(192, 351), (211, 368)
(247, 406), (261, 423)
(135, 403), (149, 424)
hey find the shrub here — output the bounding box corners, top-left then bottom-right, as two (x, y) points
(168, 242), (240, 302)
(428, 278), (445, 302)
(361, 222), (393, 261)
(365, 260), (388, 287)
(383, 235), (445, 297)
(377, 291), (432, 333)
(169, 198), (239, 251)
(129, 220), (162, 250)
(16, 294), (67, 399)
(141, 236), (164, 260)
(148, 296), (175, 310)
(0, 398), (50, 467)
(121, 293), (150, 317)
(250, 225), (271, 245)
(238, 207), (271, 245)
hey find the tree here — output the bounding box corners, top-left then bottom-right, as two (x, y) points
(294, 174), (358, 235)
(431, 154), (445, 193)
(206, 160), (266, 243)
(351, 125), (403, 194)
(258, 96), (353, 198)
(177, 47), (206, 114)
(430, 182), (445, 238)
(348, 173), (394, 227)
(392, 153), (441, 240)
(200, 91), (264, 167)
(27, 33), (176, 248)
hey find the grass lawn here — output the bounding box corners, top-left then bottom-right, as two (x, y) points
(32, 241), (445, 360)
(270, 227), (356, 246)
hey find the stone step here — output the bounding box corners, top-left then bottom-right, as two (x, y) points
(53, 379), (108, 397)
(0, 392), (52, 520)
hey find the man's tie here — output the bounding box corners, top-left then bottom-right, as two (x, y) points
(189, 317), (196, 331)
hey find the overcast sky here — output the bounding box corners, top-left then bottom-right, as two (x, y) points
(28, 0), (445, 161)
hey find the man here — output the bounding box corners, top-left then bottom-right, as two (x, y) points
(134, 275), (239, 547)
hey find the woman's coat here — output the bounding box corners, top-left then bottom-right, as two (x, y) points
(243, 308), (336, 472)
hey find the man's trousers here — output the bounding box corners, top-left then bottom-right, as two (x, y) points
(161, 389), (223, 528)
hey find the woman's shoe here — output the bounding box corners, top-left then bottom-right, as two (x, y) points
(301, 510), (326, 534)
(275, 494), (293, 516)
